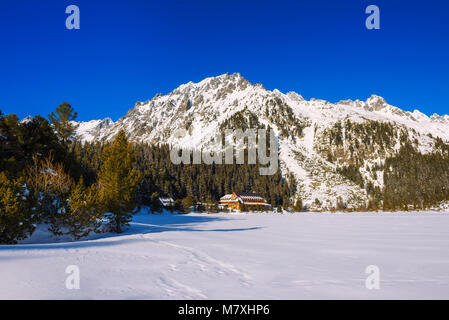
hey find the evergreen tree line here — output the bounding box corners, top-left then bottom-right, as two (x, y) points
(72, 142), (297, 211)
(4, 103), (447, 244)
(1, 105), (297, 243)
(383, 142), (449, 210)
(0, 105), (140, 243)
(322, 119), (449, 211)
(335, 140), (449, 211)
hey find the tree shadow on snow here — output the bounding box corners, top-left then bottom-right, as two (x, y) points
(127, 213), (263, 235)
(1, 213), (263, 250)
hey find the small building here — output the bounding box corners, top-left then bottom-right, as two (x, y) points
(159, 197), (175, 207)
(219, 192), (270, 211)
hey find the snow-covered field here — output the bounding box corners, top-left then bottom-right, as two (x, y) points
(1, 211), (449, 299)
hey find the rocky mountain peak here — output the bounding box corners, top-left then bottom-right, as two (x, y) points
(365, 94), (388, 111)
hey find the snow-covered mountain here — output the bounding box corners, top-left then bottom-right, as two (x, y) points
(75, 73), (449, 209)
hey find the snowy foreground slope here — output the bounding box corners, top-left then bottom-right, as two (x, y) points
(1, 211), (449, 299)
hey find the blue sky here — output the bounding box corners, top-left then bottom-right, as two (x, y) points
(0, 0), (448, 121)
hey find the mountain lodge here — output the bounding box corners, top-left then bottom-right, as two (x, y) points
(159, 197), (175, 207)
(219, 192), (270, 211)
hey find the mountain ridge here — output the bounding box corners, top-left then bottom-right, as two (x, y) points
(76, 73), (449, 143)
(73, 73), (449, 210)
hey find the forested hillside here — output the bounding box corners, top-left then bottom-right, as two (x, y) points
(0, 105), (296, 244)
(74, 74), (449, 209)
(2, 75), (449, 244)
(1, 105), (142, 243)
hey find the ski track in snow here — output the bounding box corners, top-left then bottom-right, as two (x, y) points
(1, 211), (449, 299)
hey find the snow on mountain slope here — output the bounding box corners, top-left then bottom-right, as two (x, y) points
(74, 73), (449, 209)
(2, 211), (449, 299)
(75, 118), (114, 142)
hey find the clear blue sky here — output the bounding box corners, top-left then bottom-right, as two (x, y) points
(0, 0), (448, 121)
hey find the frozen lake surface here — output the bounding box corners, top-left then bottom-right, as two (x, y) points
(1, 211), (449, 299)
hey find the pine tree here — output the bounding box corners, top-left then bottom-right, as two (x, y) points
(174, 199), (185, 213)
(65, 177), (102, 240)
(150, 192), (162, 213)
(195, 202), (205, 213)
(26, 155), (73, 234)
(0, 172), (37, 244)
(282, 196), (290, 211)
(49, 102), (79, 144)
(98, 130), (141, 233)
(182, 196), (193, 213)
(293, 198), (303, 212)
